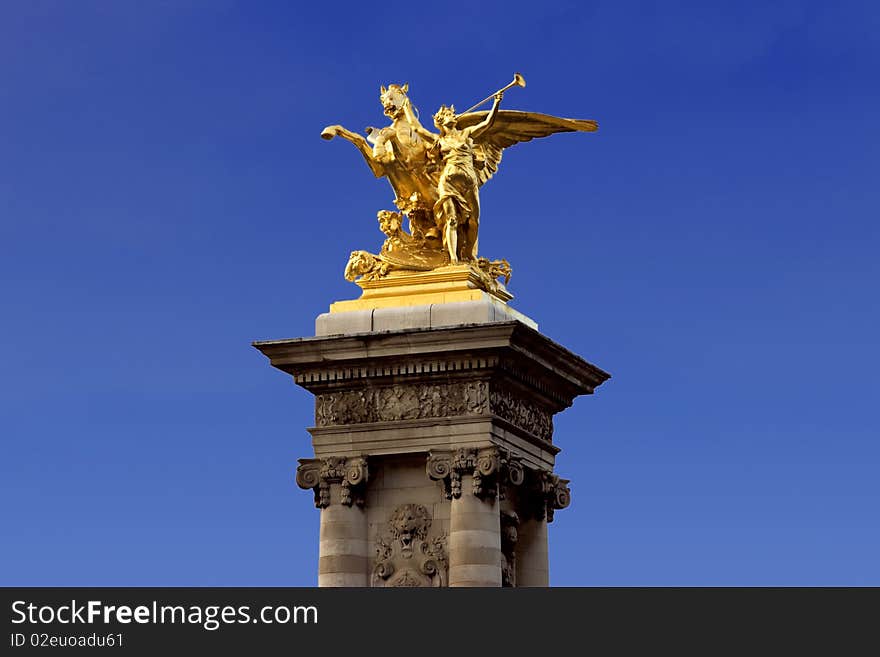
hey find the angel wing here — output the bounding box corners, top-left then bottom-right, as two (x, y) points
(456, 110), (598, 186)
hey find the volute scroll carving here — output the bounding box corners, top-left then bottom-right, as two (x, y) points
(427, 448), (526, 501)
(295, 456), (370, 508)
(526, 470), (571, 522)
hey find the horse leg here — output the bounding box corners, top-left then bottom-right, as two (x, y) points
(321, 125), (383, 178)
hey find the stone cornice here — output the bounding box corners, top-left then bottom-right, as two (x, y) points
(253, 321), (610, 410)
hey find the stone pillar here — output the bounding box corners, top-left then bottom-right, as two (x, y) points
(448, 476), (501, 586)
(515, 518), (549, 587)
(318, 501), (368, 587)
(255, 302), (609, 587)
(515, 470), (570, 586)
(426, 448), (505, 586)
(297, 457), (370, 587)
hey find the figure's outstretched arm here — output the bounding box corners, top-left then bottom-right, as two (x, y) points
(321, 125), (385, 178)
(402, 99), (437, 143)
(467, 92), (503, 139)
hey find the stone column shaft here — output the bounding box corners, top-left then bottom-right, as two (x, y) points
(318, 488), (369, 587)
(448, 474), (502, 587)
(515, 518), (549, 587)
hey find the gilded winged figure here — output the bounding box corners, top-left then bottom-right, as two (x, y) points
(320, 75), (597, 291)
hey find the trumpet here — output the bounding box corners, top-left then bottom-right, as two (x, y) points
(461, 72), (526, 115)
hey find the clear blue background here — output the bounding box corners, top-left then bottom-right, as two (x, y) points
(1, 1), (877, 585)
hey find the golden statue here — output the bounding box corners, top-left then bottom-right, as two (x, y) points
(321, 73), (597, 299)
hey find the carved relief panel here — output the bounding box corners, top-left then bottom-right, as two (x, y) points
(314, 379), (554, 442)
(372, 504), (448, 588)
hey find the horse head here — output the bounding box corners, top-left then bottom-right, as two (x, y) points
(380, 83), (409, 120)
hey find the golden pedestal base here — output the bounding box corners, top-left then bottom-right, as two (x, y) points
(329, 265), (513, 313)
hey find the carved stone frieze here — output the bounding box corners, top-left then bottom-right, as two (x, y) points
(315, 380), (488, 426)
(489, 386), (553, 442)
(314, 379), (554, 442)
(372, 504), (448, 588)
(296, 456), (369, 508)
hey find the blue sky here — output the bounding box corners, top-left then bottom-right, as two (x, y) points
(1, 1), (877, 585)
